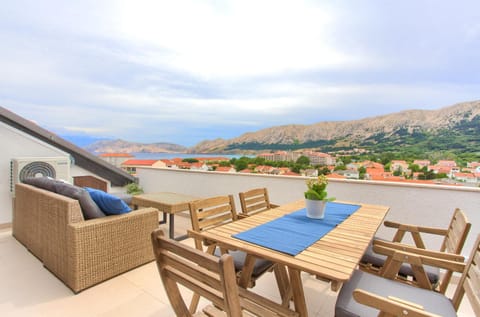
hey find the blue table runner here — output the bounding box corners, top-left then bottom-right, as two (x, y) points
(232, 202), (361, 256)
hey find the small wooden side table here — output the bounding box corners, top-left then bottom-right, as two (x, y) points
(132, 192), (199, 240)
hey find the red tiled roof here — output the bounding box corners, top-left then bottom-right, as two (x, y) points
(327, 173), (346, 179)
(216, 166), (234, 172)
(121, 159), (157, 166)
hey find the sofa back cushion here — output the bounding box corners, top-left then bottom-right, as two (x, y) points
(54, 182), (106, 220)
(85, 187), (132, 215)
(22, 176), (58, 192)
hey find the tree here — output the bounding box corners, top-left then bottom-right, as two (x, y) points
(409, 164), (421, 173)
(358, 166), (366, 179)
(296, 155), (310, 165)
(233, 156), (250, 171)
(182, 158), (199, 163)
(318, 166), (331, 175)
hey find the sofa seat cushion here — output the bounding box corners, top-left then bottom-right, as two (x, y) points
(86, 187), (132, 215)
(335, 270), (456, 317)
(214, 248), (273, 278)
(361, 240), (440, 285)
(54, 182), (106, 220)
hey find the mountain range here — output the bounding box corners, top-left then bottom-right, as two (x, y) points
(84, 139), (187, 153)
(83, 100), (480, 155)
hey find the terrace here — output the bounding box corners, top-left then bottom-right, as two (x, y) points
(1, 168), (479, 316)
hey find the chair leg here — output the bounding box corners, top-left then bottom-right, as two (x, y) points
(189, 293), (201, 314)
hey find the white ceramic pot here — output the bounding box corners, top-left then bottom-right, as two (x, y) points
(305, 199), (326, 219)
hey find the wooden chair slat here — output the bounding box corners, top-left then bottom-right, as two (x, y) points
(239, 187), (277, 217)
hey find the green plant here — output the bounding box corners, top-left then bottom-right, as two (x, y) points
(304, 175), (335, 201)
(125, 182), (144, 195)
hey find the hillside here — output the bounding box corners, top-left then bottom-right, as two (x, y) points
(189, 100), (480, 154)
(85, 139), (188, 153)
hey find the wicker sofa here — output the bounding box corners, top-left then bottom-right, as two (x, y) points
(13, 183), (159, 293)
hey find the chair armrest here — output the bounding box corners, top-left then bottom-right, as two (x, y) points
(372, 239), (465, 262)
(66, 207), (159, 292)
(373, 244), (465, 272)
(384, 221), (448, 236)
(372, 241), (466, 290)
(353, 289), (439, 317)
(383, 220), (448, 249)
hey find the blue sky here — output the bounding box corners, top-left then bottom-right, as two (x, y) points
(1, 1), (479, 147)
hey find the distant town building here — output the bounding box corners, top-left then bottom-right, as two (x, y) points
(215, 166), (236, 173)
(413, 160), (430, 168)
(390, 160), (409, 174)
(121, 159), (166, 175)
(304, 151), (336, 166)
(437, 160), (457, 167)
(257, 150), (335, 165)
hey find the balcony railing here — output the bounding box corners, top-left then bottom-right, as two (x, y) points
(137, 166), (480, 258)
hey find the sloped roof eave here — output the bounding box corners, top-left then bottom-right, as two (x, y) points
(0, 106), (136, 186)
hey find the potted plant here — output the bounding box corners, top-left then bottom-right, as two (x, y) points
(125, 182), (144, 195)
(304, 175), (334, 219)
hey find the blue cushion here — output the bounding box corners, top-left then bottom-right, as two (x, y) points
(85, 187), (132, 215)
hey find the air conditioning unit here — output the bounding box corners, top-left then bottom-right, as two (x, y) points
(10, 157), (71, 194)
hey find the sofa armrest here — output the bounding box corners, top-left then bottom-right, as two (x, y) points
(65, 208), (159, 292)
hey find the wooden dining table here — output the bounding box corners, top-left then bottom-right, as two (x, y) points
(188, 199), (389, 317)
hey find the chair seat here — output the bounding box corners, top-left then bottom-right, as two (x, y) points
(361, 239), (440, 285)
(335, 270), (456, 317)
(214, 248), (273, 278)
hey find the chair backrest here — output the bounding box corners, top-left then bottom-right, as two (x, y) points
(441, 208), (471, 254)
(189, 195), (237, 250)
(438, 208), (471, 293)
(239, 187), (273, 216)
(452, 234), (480, 314)
(151, 229), (243, 317)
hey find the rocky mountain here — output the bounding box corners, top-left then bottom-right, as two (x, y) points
(85, 139), (188, 153)
(83, 101), (479, 155)
(189, 100), (480, 153)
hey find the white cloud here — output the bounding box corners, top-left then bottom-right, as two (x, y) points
(1, 0), (480, 146)
(110, 0), (358, 78)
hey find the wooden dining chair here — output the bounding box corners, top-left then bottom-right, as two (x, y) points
(360, 207), (471, 293)
(335, 234), (480, 317)
(151, 229), (299, 317)
(188, 195), (290, 311)
(238, 187), (279, 218)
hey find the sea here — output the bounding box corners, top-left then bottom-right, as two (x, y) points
(128, 153), (250, 160)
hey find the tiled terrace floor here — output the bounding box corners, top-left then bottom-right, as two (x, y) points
(0, 213), (475, 316)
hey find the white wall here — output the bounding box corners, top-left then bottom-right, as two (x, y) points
(137, 167), (480, 258)
(0, 123), (71, 224)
